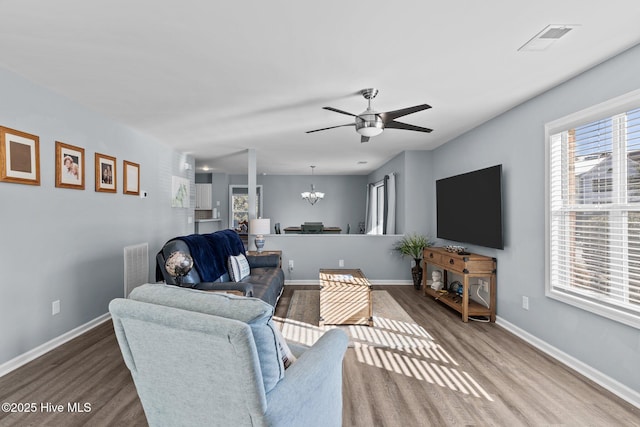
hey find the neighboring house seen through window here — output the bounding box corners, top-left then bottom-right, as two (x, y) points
(546, 89), (640, 329)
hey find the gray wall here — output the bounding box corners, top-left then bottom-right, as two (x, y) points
(0, 67), (194, 367)
(262, 234), (410, 282)
(208, 170), (417, 283)
(367, 150), (434, 236)
(230, 173), (368, 232)
(431, 44), (640, 394)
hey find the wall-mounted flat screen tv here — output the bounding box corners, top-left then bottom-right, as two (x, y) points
(436, 164), (504, 249)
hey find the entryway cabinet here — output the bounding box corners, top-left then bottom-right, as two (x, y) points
(195, 183), (212, 209)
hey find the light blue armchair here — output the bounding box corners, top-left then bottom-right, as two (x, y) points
(109, 284), (348, 427)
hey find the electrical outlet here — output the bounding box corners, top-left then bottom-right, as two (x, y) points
(52, 300), (60, 316)
(339, 259), (344, 267)
(522, 296), (529, 310)
(288, 260), (294, 271)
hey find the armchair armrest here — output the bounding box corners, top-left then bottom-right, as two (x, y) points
(190, 281), (254, 297)
(264, 329), (348, 427)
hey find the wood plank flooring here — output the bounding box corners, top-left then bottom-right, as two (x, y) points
(0, 285), (638, 426)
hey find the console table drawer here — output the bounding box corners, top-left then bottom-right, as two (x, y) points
(438, 253), (495, 274)
(424, 250), (442, 265)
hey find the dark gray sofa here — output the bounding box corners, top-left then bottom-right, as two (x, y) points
(155, 229), (285, 307)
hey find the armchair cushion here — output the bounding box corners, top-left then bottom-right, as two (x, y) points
(228, 253), (251, 282)
(129, 283), (286, 392)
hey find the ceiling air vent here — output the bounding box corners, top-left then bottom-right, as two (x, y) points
(518, 24), (578, 52)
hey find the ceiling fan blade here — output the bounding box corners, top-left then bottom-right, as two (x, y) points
(323, 106), (358, 117)
(385, 120), (433, 133)
(306, 123), (354, 133)
(361, 136), (370, 143)
(379, 104), (431, 122)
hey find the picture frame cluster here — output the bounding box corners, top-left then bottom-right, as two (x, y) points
(0, 125), (140, 195)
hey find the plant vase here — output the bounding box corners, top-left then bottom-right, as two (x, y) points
(412, 258), (423, 290)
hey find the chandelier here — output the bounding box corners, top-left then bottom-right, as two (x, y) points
(301, 165), (325, 205)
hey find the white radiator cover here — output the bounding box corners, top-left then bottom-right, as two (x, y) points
(123, 243), (149, 297)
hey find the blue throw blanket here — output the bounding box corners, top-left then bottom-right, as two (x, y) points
(173, 229), (245, 282)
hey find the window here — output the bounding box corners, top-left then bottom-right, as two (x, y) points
(229, 185), (262, 229)
(546, 89), (640, 329)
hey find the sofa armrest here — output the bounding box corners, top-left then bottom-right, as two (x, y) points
(246, 254), (279, 269)
(264, 329), (348, 427)
(190, 281), (254, 297)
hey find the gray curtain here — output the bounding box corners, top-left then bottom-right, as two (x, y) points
(383, 173), (396, 234)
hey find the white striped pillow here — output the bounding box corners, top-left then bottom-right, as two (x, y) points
(228, 254), (250, 282)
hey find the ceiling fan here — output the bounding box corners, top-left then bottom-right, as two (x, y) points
(306, 88), (433, 143)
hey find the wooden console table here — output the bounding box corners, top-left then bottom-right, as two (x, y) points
(422, 247), (496, 322)
(319, 269), (372, 326)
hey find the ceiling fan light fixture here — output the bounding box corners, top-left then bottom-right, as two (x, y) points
(306, 88), (432, 140)
(356, 125), (384, 137)
(355, 112), (384, 137)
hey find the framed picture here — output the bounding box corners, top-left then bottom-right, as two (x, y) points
(55, 141), (85, 190)
(95, 152), (117, 193)
(123, 160), (140, 195)
(171, 176), (190, 207)
(0, 126), (40, 186)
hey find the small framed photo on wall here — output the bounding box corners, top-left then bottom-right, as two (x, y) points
(55, 141), (85, 190)
(95, 152), (117, 193)
(0, 126), (40, 186)
(123, 160), (140, 195)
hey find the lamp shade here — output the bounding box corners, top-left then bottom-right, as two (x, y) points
(356, 126), (384, 137)
(250, 218), (271, 235)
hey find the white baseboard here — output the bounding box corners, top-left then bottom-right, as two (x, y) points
(285, 279), (413, 286)
(496, 316), (640, 409)
(0, 313), (111, 378)
(285, 279), (318, 286)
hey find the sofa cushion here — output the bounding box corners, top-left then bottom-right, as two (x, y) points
(241, 267), (285, 307)
(228, 254), (251, 282)
(128, 283), (285, 392)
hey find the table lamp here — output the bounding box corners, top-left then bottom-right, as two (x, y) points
(250, 218), (271, 252)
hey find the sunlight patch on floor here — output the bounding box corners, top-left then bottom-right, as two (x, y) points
(274, 315), (494, 401)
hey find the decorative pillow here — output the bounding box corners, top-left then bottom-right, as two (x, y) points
(228, 254), (250, 282)
(128, 283), (285, 392)
(273, 324), (296, 368)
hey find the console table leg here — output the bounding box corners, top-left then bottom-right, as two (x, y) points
(462, 278), (469, 322)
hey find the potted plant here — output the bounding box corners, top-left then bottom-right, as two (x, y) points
(393, 234), (434, 290)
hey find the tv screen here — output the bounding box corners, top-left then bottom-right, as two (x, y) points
(436, 165), (504, 249)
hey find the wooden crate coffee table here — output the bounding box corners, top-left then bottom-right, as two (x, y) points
(319, 269), (373, 326)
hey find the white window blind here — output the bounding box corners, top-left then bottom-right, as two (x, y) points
(546, 92), (640, 329)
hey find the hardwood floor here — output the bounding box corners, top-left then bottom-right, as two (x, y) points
(1, 285), (638, 426)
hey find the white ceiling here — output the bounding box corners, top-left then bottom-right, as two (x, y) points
(1, 1), (639, 175)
